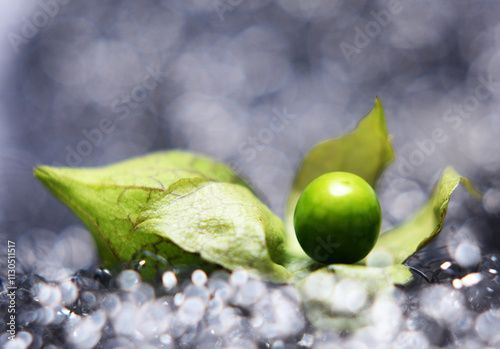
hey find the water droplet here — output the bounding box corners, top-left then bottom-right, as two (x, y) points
(81, 291), (96, 309)
(16, 332), (33, 348)
(37, 307), (55, 325)
(228, 339), (257, 349)
(113, 302), (139, 336)
(34, 283), (62, 307)
(432, 260), (462, 282)
(440, 261), (452, 270)
(136, 299), (171, 337)
(480, 254), (500, 275)
(271, 339), (284, 349)
(191, 269), (208, 286)
(461, 272), (484, 287)
(17, 309), (37, 325)
(174, 292), (185, 306)
(178, 330), (197, 347)
(298, 333), (314, 347)
(483, 188), (500, 213)
(452, 278), (463, 289)
(454, 241), (481, 268)
(389, 189), (425, 221)
(218, 307), (241, 333)
(333, 279), (367, 313)
(130, 283), (155, 306)
(60, 281), (78, 306)
(302, 271), (336, 301)
(118, 270), (141, 291)
(163, 271), (178, 290)
(67, 310), (106, 348)
(159, 334), (173, 345)
(207, 296), (224, 317)
(475, 309), (500, 341)
(489, 333), (500, 347)
(371, 297), (403, 341)
(4, 339), (28, 349)
(394, 331), (429, 349)
(101, 293), (121, 317)
(420, 285), (464, 324)
(209, 279), (233, 303)
(177, 297), (205, 324)
(230, 269), (248, 287)
(236, 279), (266, 306)
(53, 306), (69, 325)
(449, 310), (475, 336)
(270, 290), (305, 338)
(89, 309), (107, 329)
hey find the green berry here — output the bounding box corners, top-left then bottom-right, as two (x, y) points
(294, 172), (381, 264)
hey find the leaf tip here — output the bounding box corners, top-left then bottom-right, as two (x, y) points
(373, 97), (386, 122)
(34, 165), (52, 184)
(443, 166), (482, 199)
(34, 165), (72, 193)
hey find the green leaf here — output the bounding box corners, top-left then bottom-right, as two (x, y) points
(285, 98), (395, 257)
(134, 177), (291, 283)
(324, 264), (413, 289)
(365, 167), (481, 265)
(290, 257), (412, 286)
(34, 151), (263, 277)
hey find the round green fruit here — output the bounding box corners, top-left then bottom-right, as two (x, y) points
(293, 172), (381, 264)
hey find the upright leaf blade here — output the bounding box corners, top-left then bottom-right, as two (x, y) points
(365, 167), (481, 265)
(34, 151), (249, 273)
(285, 98), (395, 257)
(134, 178), (291, 282)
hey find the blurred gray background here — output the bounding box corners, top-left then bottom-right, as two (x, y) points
(1, 0), (499, 255)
